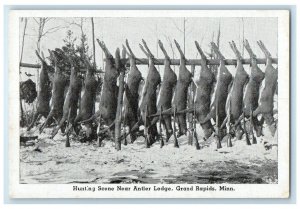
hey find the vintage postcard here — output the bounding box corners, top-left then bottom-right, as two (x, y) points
(9, 10), (290, 198)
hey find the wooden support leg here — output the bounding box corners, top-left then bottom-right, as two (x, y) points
(97, 114), (102, 147)
(215, 103), (222, 149)
(188, 112), (193, 146)
(194, 130), (200, 150)
(250, 106), (257, 144)
(65, 133), (71, 147)
(227, 135), (233, 147)
(159, 106), (164, 148)
(173, 106), (179, 148)
(144, 105), (150, 148)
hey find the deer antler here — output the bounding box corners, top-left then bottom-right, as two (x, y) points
(211, 42), (225, 60)
(243, 39), (256, 59)
(194, 41), (207, 60)
(158, 40), (170, 60)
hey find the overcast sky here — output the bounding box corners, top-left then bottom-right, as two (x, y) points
(20, 17), (278, 80)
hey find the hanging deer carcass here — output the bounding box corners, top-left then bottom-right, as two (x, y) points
(139, 39), (161, 147)
(253, 40), (278, 136)
(27, 50), (53, 131)
(237, 39), (265, 141)
(39, 50), (69, 134)
(201, 42), (233, 149)
(95, 40), (120, 144)
(51, 55), (82, 146)
(220, 41), (249, 143)
(149, 40), (177, 141)
(172, 40), (193, 137)
(194, 41), (215, 140)
(79, 41), (120, 145)
(73, 58), (98, 124)
(123, 40), (143, 143)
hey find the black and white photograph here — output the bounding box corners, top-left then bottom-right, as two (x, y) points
(8, 10), (290, 198)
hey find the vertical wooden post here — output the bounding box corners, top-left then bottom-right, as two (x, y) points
(188, 65), (195, 145)
(20, 18), (28, 70)
(183, 17), (186, 55)
(114, 48), (126, 151)
(216, 99), (222, 149)
(159, 105), (164, 148)
(91, 18), (96, 67)
(173, 106), (179, 148)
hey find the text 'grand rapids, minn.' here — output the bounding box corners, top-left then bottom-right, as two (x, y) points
(72, 185), (234, 192)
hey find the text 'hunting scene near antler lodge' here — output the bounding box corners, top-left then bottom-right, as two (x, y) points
(19, 17), (279, 184)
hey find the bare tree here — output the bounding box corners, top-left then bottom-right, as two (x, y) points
(20, 18), (28, 69)
(241, 18), (245, 56)
(170, 17), (191, 55)
(20, 18), (28, 126)
(91, 18), (96, 67)
(33, 18), (66, 53)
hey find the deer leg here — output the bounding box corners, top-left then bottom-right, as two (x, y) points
(27, 113), (41, 131)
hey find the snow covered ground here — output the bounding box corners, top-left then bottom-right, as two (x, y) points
(19, 124), (278, 184)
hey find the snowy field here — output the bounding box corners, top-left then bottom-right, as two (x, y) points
(20, 124), (278, 184)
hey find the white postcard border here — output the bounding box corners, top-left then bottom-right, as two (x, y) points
(9, 9), (290, 198)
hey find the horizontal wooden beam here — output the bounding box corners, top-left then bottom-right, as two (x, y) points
(132, 58), (278, 65)
(19, 62), (104, 73)
(20, 57), (278, 71)
(20, 62), (41, 69)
